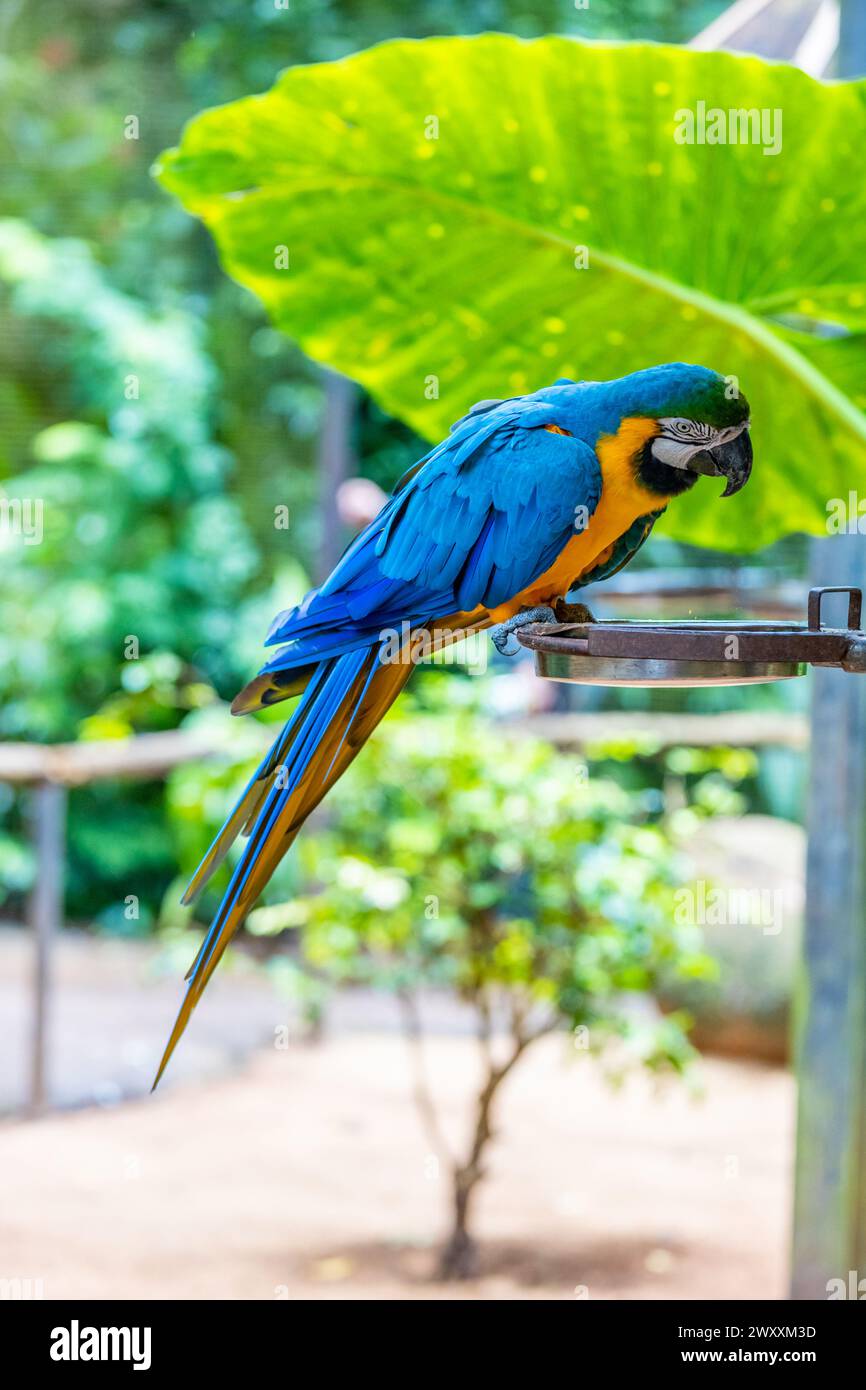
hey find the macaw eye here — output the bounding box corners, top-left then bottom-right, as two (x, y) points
(662, 417), (714, 444)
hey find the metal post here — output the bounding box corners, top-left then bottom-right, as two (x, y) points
(28, 780), (66, 1114)
(792, 536), (866, 1296)
(839, 0), (866, 74)
(790, 0), (866, 1299)
(317, 369), (357, 581)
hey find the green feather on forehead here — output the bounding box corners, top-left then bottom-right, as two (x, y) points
(676, 377), (751, 429)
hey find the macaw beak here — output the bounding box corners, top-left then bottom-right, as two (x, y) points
(689, 428), (753, 497)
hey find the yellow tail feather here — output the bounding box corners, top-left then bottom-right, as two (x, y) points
(152, 644), (417, 1089)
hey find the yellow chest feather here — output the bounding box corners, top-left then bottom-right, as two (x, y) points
(487, 416), (668, 622)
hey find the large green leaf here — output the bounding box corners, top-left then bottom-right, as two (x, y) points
(156, 36), (866, 550)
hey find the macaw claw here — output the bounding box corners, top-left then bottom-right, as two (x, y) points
(489, 605), (558, 656)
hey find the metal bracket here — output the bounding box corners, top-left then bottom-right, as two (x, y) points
(807, 585), (863, 633)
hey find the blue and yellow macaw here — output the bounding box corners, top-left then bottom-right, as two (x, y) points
(153, 362), (751, 1085)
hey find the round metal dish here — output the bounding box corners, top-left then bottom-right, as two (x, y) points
(534, 652), (806, 687)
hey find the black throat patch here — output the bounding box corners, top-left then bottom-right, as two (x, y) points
(637, 440), (699, 498)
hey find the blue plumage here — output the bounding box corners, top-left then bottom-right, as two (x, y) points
(154, 363), (749, 1086)
(261, 397), (601, 677)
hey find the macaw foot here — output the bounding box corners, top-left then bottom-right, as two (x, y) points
(553, 598), (596, 624)
(489, 605), (557, 656)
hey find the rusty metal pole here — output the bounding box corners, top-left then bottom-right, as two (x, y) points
(791, 4), (866, 1299)
(28, 780), (66, 1114)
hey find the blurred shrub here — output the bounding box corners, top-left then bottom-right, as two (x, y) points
(239, 696), (715, 1273)
(0, 220), (311, 920)
(278, 706), (709, 1026)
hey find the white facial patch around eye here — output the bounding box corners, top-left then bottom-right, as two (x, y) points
(651, 417), (749, 470)
(650, 435), (702, 469)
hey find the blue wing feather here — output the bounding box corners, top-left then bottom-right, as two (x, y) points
(260, 399), (601, 677)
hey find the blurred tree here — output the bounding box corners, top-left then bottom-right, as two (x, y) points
(0, 217), (277, 915)
(239, 698), (711, 1277)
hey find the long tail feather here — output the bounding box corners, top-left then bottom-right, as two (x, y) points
(179, 773), (270, 909)
(179, 663), (334, 908)
(153, 641), (415, 1088)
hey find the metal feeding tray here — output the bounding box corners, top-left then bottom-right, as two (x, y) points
(517, 587), (866, 688)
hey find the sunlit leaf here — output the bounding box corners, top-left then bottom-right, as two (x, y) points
(157, 36), (866, 550)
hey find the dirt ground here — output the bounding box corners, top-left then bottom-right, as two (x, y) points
(1, 1036), (792, 1301)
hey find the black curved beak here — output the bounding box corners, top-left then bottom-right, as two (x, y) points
(690, 429), (753, 497)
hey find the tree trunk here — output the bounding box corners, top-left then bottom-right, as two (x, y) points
(400, 986), (547, 1282)
(437, 1050), (520, 1280)
(438, 1165), (482, 1279)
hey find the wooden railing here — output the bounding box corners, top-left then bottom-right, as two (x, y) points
(2, 712), (805, 1113)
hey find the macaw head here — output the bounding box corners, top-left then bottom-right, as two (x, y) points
(627, 362), (752, 499)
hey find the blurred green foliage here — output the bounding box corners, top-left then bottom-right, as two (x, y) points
(165, 685), (767, 1032)
(181, 695), (712, 1072)
(0, 0), (773, 928)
